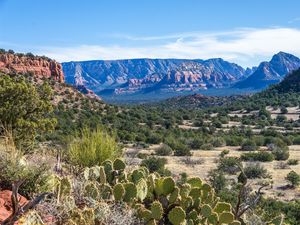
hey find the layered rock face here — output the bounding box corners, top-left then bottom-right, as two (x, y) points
(0, 53), (64, 83)
(63, 58), (246, 94)
(63, 52), (300, 95)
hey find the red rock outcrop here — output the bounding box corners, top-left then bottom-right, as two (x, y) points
(0, 53), (64, 82)
(0, 190), (28, 223)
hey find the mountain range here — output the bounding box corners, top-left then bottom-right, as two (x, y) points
(62, 58), (247, 94)
(62, 52), (300, 97)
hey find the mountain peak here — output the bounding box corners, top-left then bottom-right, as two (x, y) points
(271, 51), (299, 62)
(234, 52), (300, 90)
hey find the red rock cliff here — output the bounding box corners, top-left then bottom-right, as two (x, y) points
(0, 53), (64, 82)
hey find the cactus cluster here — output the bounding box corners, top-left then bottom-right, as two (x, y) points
(44, 158), (284, 225)
(80, 158), (242, 225)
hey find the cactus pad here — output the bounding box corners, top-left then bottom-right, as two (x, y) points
(162, 177), (175, 195)
(151, 201), (163, 220)
(201, 204), (212, 218)
(113, 183), (125, 201)
(219, 212), (234, 224)
(123, 182), (137, 202)
(113, 158), (126, 170)
(136, 178), (148, 201)
(214, 202), (232, 214)
(187, 177), (203, 188)
(168, 206), (186, 225)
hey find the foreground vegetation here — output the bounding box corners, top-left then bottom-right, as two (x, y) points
(1, 69), (300, 224)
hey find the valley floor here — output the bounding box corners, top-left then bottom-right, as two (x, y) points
(125, 144), (300, 201)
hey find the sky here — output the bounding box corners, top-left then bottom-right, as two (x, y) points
(1, 0), (300, 67)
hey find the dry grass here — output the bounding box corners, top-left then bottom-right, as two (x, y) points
(125, 144), (300, 201)
(267, 106), (300, 120)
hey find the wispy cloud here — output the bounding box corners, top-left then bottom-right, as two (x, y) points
(35, 27), (300, 67)
(288, 17), (300, 24)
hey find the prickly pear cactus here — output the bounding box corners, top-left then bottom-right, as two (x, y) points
(60, 160), (240, 225)
(136, 178), (148, 201)
(123, 182), (137, 202)
(99, 166), (106, 184)
(113, 183), (125, 201)
(162, 177), (175, 195)
(151, 201), (163, 220)
(168, 206), (186, 225)
(113, 158), (126, 170)
(187, 177), (203, 188)
(219, 212), (234, 224)
(56, 176), (72, 203)
(83, 182), (99, 199)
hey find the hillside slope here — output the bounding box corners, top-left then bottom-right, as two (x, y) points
(270, 68), (300, 93)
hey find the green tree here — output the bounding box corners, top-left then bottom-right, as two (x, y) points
(286, 171), (300, 188)
(0, 74), (56, 151)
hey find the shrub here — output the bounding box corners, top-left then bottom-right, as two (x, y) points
(201, 143), (213, 150)
(0, 75), (56, 152)
(146, 133), (162, 144)
(136, 152), (148, 159)
(225, 136), (244, 146)
(208, 169), (227, 193)
(276, 115), (287, 122)
(274, 161), (289, 169)
(287, 159), (299, 165)
(0, 140), (50, 197)
(189, 138), (203, 149)
(173, 144), (192, 156)
(141, 157), (169, 175)
(211, 137), (226, 147)
(240, 151), (274, 162)
(280, 106), (288, 114)
(218, 157), (242, 174)
(260, 198), (300, 225)
(180, 157), (204, 166)
(68, 127), (121, 167)
(220, 149), (229, 158)
(243, 163), (270, 179)
(241, 139), (258, 151)
(285, 171), (300, 187)
(155, 144), (173, 156)
(193, 120), (204, 127)
(292, 136), (300, 144)
(268, 144), (290, 161)
(272, 148), (290, 161)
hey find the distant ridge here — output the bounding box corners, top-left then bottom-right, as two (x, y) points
(234, 52), (300, 89)
(62, 52), (300, 96)
(62, 58), (246, 94)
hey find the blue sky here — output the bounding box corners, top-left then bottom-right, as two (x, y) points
(1, 0), (300, 67)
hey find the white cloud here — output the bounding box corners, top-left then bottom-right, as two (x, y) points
(36, 27), (300, 67)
